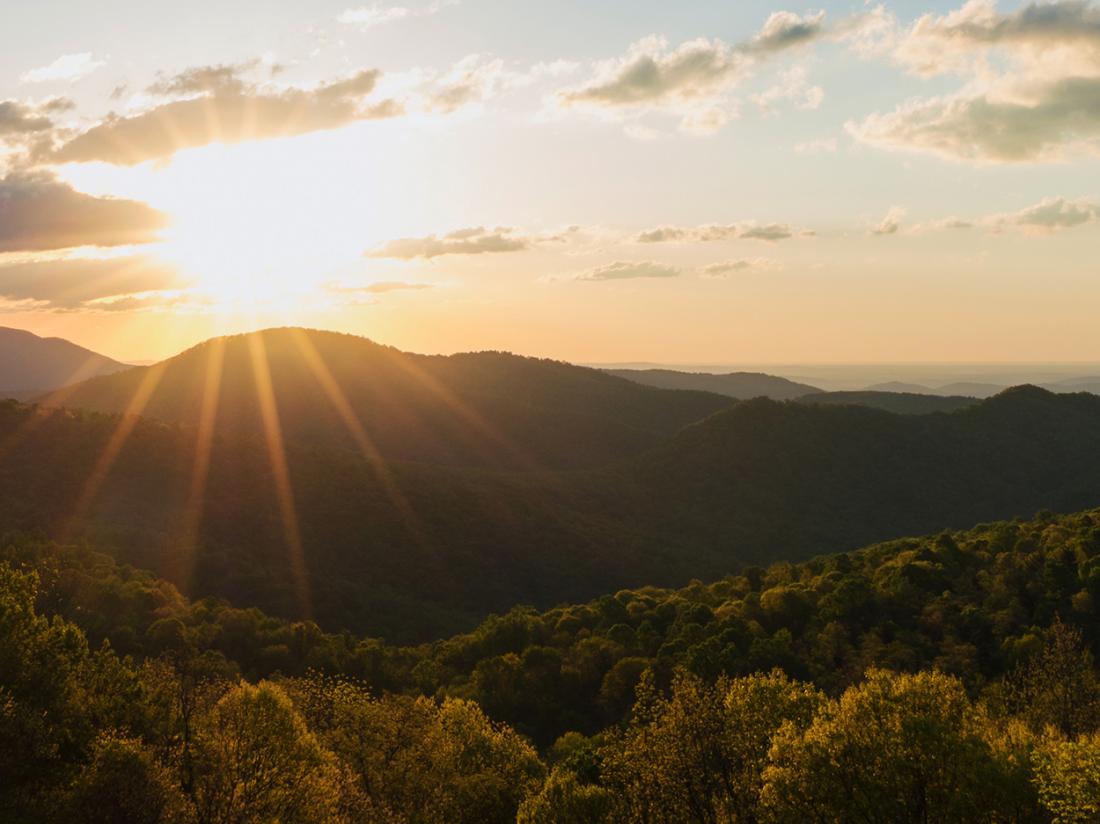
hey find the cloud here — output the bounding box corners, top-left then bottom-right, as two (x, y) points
(848, 76), (1100, 162)
(750, 66), (824, 113)
(0, 255), (184, 311)
(328, 280), (433, 294)
(145, 62), (254, 96)
(747, 10), (828, 55)
(894, 0), (1100, 77)
(637, 222), (796, 243)
(573, 260), (680, 281)
(424, 55), (524, 113)
(369, 227), (529, 259)
(987, 196), (1100, 231)
(554, 10), (828, 132)
(872, 206), (906, 235)
(557, 36), (749, 109)
(338, 6), (411, 27)
(702, 257), (780, 276)
(919, 217), (975, 231)
(0, 172), (168, 252)
(0, 100), (55, 138)
(50, 66), (402, 165)
(21, 52), (106, 83)
(338, 0), (456, 29)
(913, 197), (1100, 232)
(850, 1), (1100, 162)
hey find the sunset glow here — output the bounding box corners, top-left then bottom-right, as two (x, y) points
(2, 0), (1099, 363)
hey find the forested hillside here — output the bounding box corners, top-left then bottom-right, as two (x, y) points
(796, 389), (978, 414)
(6, 382), (1100, 641)
(42, 328), (734, 470)
(4, 508), (1100, 821)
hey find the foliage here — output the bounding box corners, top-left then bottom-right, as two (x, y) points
(4, 509), (1100, 820)
(7, 374), (1100, 645)
(1033, 732), (1100, 824)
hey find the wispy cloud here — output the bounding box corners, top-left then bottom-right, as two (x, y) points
(368, 227), (529, 259)
(986, 196), (1100, 232)
(0, 172), (168, 252)
(553, 8), (883, 134)
(337, 0), (457, 29)
(636, 222), (798, 243)
(872, 206), (906, 235)
(702, 257), (781, 276)
(0, 255), (184, 311)
(21, 52), (106, 83)
(572, 260), (680, 281)
(50, 64), (402, 165)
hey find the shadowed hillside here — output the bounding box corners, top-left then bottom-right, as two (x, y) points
(796, 390), (978, 414)
(6, 381), (1100, 641)
(635, 386), (1100, 563)
(42, 328), (734, 470)
(0, 327), (130, 396)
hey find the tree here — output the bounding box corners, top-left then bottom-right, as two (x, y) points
(1004, 618), (1100, 737)
(190, 681), (347, 824)
(517, 767), (614, 824)
(760, 669), (1024, 823)
(0, 564), (91, 820)
(599, 669), (822, 823)
(284, 674), (544, 823)
(1033, 731), (1100, 824)
(65, 733), (193, 824)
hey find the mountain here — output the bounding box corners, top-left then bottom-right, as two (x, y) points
(0, 326), (129, 397)
(864, 381), (936, 394)
(604, 368), (820, 400)
(8, 377), (1100, 641)
(42, 328), (734, 471)
(635, 386), (1100, 566)
(1047, 377), (1100, 395)
(937, 381), (1005, 398)
(796, 390), (978, 415)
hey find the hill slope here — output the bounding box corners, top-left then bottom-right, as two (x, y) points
(796, 390), (978, 414)
(43, 328), (734, 470)
(635, 386), (1100, 563)
(0, 326), (129, 395)
(604, 368), (819, 400)
(6, 385), (1100, 641)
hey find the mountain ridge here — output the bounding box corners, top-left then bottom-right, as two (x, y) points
(0, 326), (130, 396)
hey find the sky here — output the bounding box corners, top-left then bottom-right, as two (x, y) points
(0, 0), (1098, 364)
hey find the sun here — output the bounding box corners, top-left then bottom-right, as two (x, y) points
(55, 128), (410, 308)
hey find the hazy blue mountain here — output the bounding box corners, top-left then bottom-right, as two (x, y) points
(864, 381), (936, 394)
(0, 326), (130, 396)
(1046, 377), (1100, 395)
(604, 368), (820, 400)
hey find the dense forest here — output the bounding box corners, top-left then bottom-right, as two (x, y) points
(5, 328), (1100, 820)
(6, 335), (1100, 643)
(41, 328), (735, 471)
(4, 507), (1100, 821)
(795, 389), (978, 414)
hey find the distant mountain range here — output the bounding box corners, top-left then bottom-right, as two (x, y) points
(0, 326), (129, 398)
(602, 368), (819, 400)
(612, 368), (1100, 401)
(4, 328), (1100, 641)
(40, 328), (734, 470)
